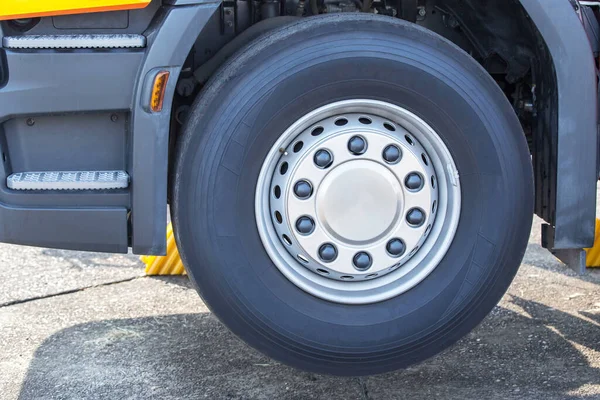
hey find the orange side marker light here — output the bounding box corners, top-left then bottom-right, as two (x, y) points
(150, 71), (170, 112)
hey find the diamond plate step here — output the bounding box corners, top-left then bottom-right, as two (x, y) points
(7, 171), (129, 191)
(2, 34), (146, 49)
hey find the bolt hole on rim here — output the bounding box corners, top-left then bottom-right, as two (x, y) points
(256, 100), (461, 304)
(280, 162), (288, 175)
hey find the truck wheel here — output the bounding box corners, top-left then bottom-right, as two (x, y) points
(172, 14), (533, 376)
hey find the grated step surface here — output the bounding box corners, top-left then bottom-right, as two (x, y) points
(2, 34), (146, 49)
(7, 171), (129, 191)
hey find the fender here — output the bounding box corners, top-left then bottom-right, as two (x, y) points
(130, 0), (220, 254)
(519, 0), (598, 249)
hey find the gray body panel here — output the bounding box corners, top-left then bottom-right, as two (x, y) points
(519, 0), (598, 249)
(0, 51), (142, 119)
(0, 29), (138, 252)
(0, 206), (128, 253)
(0, 2), (219, 254)
(4, 114), (127, 172)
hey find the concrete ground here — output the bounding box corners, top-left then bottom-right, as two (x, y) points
(1, 219), (600, 400)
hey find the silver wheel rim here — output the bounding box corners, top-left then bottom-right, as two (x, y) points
(256, 100), (461, 304)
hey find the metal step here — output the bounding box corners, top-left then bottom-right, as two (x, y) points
(2, 34), (146, 49)
(7, 171), (129, 191)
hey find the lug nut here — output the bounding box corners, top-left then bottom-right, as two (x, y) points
(295, 216), (315, 235)
(353, 252), (372, 271)
(386, 238), (406, 257)
(318, 243), (338, 262)
(294, 180), (313, 199)
(314, 149), (333, 168)
(405, 173), (423, 191)
(348, 136), (367, 155)
(406, 208), (426, 227)
(383, 145), (401, 164)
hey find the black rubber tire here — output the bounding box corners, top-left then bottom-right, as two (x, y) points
(172, 14), (533, 376)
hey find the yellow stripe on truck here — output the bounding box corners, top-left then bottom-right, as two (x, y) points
(0, 0), (151, 21)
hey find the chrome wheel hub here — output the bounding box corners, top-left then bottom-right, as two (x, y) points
(256, 100), (461, 304)
(317, 159), (401, 244)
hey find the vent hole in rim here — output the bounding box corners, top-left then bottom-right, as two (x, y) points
(432, 200), (437, 214)
(421, 153), (429, 166)
(282, 234), (292, 246)
(275, 211), (283, 224)
(293, 141), (304, 153)
(431, 175), (436, 189)
(280, 162), (288, 175)
(335, 118), (348, 126)
(297, 254), (309, 264)
(311, 127), (324, 136)
(383, 122), (396, 131)
(359, 117), (372, 125)
(340, 275), (354, 280)
(317, 268), (330, 275)
(425, 224), (432, 236)
(405, 135), (414, 145)
(273, 185), (281, 199)
(366, 273), (378, 279)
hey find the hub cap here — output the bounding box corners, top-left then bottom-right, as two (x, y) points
(256, 100), (461, 304)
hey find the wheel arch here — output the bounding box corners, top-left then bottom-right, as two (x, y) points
(419, 0), (598, 249)
(517, 0), (598, 249)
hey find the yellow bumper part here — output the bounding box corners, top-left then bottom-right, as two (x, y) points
(141, 223), (186, 276)
(1, 0), (151, 21)
(584, 219), (600, 268)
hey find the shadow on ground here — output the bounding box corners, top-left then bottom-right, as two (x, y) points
(40, 248), (141, 271)
(16, 294), (600, 400)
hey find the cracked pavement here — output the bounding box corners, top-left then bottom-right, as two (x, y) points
(1, 217), (600, 399)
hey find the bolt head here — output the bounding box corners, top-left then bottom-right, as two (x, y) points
(405, 173), (423, 191)
(319, 243), (338, 262)
(348, 136), (367, 155)
(314, 149), (333, 168)
(295, 216), (315, 235)
(406, 208), (426, 227)
(383, 145), (401, 164)
(386, 239), (406, 257)
(294, 180), (313, 199)
(353, 252), (372, 271)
